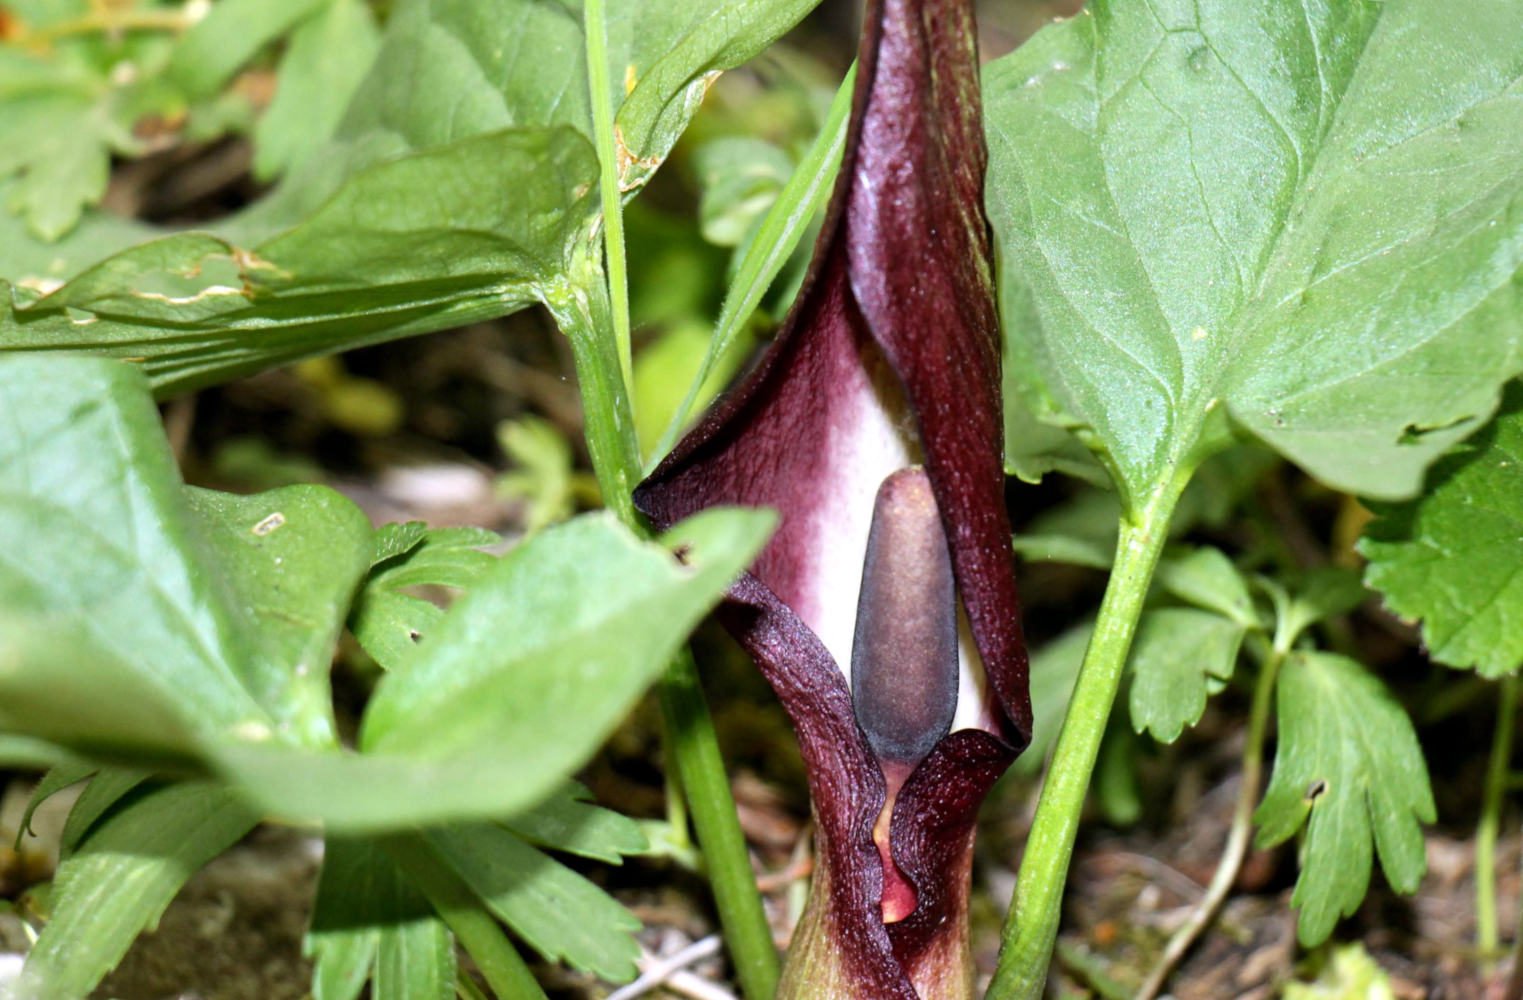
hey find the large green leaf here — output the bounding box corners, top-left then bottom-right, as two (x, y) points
(1, 0), (823, 394)
(17, 782), (260, 1000)
(985, 0), (1523, 506)
(1361, 382), (1523, 677)
(1253, 651), (1434, 946)
(0, 354), (772, 832)
(0, 354), (769, 830)
(243, 505), (774, 832)
(0, 354), (372, 756)
(221, 507), (771, 832)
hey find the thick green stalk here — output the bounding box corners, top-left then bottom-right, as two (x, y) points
(1477, 675), (1518, 958)
(582, 0), (635, 396)
(987, 472), (1189, 1000)
(660, 648), (780, 1000)
(547, 261), (780, 1000)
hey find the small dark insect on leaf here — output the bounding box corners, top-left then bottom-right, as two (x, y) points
(1305, 778), (1329, 802)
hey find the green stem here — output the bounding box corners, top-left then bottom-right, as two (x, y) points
(582, 0), (635, 400)
(1135, 633), (1286, 1000)
(383, 835), (552, 1000)
(660, 648), (780, 1000)
(545, 267), (641, 525)
(987, 471), (1189, 1000)
(548, 262), (780, 1000)
(1477, 675), (1518, 959)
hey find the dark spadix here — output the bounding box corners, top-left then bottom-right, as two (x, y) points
(634, 0), (1028, 996)
(852, 468), (959, 769)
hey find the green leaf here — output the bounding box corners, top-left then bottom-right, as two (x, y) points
(371, 521), (431, 565)
(1127, 607), (1244, 743)
(606, 0), (822, 191)
(0, 353), (767, 832)
(216, 507), (771, 832)
(60, 769), (149, 856)
(0, 27), (171, 239)
(14, 761), (94, 849)
(349, 526), (501, 673)
(1361, 382), (1523, 676)
(308, 837), (455, 1000)
(214, 507), (772, 832)
(253, 0), (383, 180)
(184, 484), (374, 747)
(0, 354), (370, 757)
(1253, 651), (1435, 946)
(376, 902), (455, 1000)
(167, 0), (328, 97)
(501, 782), (648, 864)
(1156, 546), (1261, 630)
(1003, 375), (1106, 486)
(3, 0), (824, 394)
(429, 823), (641, 981)
(0, 354), (275, 751)
(18, 782), (259, 1000)
(307, 838), (386, 1000)
(985, 0), (1523, 505)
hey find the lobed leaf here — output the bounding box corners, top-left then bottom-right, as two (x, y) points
(1361, 382), (1523, 676)
(349, 525), (501, 673)
(1253, 651), (1435, 946)
(502, 781), (649, 864)
(309, 837), (456, 1000)
(1155, 546), (1261, 630)
(1127, 607), (1244, 743)
(429, 822), (642, 981)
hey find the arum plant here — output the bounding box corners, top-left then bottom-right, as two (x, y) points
(636, 0), (1030, 996)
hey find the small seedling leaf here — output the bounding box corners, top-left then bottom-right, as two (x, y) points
(1129, 608), (1245, 743)
(1253, 651), (1435, 946)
